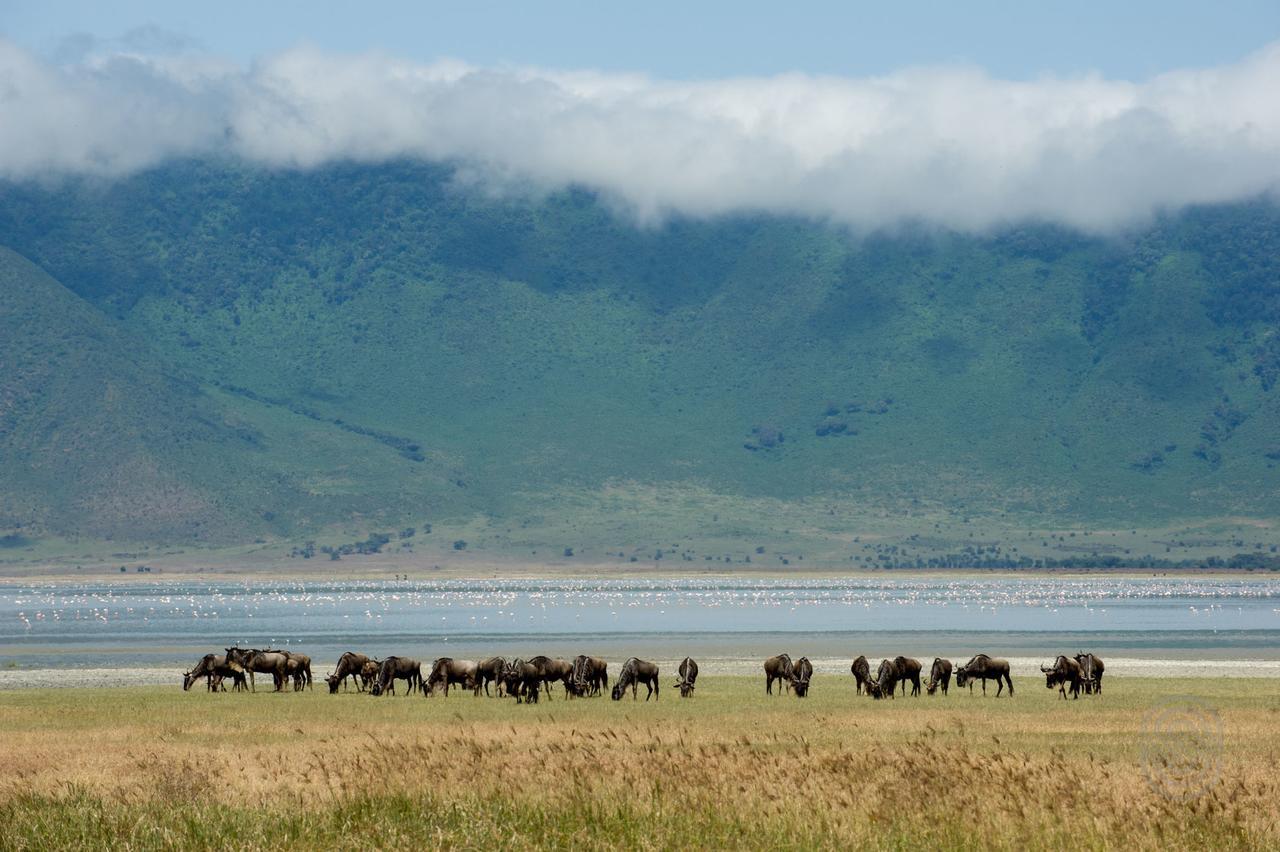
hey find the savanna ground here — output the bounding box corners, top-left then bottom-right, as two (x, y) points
(0, 676), (1275, 850)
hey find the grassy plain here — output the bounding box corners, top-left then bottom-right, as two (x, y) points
(0, 677), (1275, 849)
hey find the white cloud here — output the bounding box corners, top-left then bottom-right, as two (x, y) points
(2, 38), (1280, 231)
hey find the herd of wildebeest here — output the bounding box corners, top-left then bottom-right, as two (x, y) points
(182, 648), (1106, 701)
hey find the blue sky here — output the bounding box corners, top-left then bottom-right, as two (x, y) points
(4, 0), (1280, 79)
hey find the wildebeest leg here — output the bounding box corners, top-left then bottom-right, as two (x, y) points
(982, 678), (988, 696)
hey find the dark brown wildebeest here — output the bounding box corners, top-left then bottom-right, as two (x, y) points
(764, 654), (793, 695)
(571, 655), (609, 697)
(370, 656), (421, 696)
(956, 654), (1014, 697)
(183, 654), (247, 693)
(1042, 655), (1085, 700)
(1075, 652), (1105, 695)
(926, 658), (952, 696)
(503, 659), (542, 703)
(283, 656), (308, 691)
(279, 651), (313, 691)
(850, 655), (871, 695)
(359, 660), (381, 690)
(868, 658), (899, 700)
(424, 658), (478, 696)
(528, 656), (574, 700)
(611, 657), (659, 701)
(225, 647), (289, 692)
(326, 652), (372, 693)
(791, 656), (813, 697)
(675, 657), (699, 697)
(475, 656), (506, 696)
(894, 656), (923, 697)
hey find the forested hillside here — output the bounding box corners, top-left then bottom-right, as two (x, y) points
(2, 161), (1278, 558)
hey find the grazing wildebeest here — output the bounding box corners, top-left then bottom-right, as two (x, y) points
(571, 655), (609, 697)
(955, 654), (1014, 697)
(764, 654), (794, 695)
(1042, 655), (1085, 700)
(475, 656), (507, 696)
(359, 660), (381, 691)
(1075, 652), (1105, 695)
(675, 657), (699, 697)
(926, 658), (952, 696)
(424, 658), (478, 696)
(791, 656), (813, 697)
(528, 656), (574, 700)
(225, 647), (289, 692)
(503, 659), (542, 703)
(611, 657), (659, 701)
(183, 654), (247, 693)
(868, 658), (899, 700)
(327, 652), (372, 693)
(850, 655), (871, 695)
(894, 656), (923, 697)
(370, 656), (421, 696)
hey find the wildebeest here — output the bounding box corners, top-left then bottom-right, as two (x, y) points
(926, 658), (952, 696)
(571, 655), (609, 697)
(764, 654), (794, 695)
(359, 660), (381, 691)
(1075, 652), (1105, 695)
(326, 652), (372, 693)
(370, 656), (421, 696)
(283, 656), (308, 691)
(503, 658), (542, 703)
(868, 658), (899, 700)
(279, 651), (313, 691)
(675, 657), (699, 697)
(225, 647), (289, 692)
(955, 654), (1014, 697)
(475, 656), (507, 696)
(611, 657), (659, 701)
(183, 654), (246, 693)
(424, 658), (478, 696)
(894, 656), (922, 697)
(791, 656), (813, 697)
(1042, 655), (1085, 700)
(850, 655), (871, 695)
(528, 656), (574, 700)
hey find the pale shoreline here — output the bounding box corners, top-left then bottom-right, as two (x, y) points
(2, 657), (1277, 690)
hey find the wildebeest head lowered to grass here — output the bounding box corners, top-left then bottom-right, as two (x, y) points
(183, 654), (246, 693)
(926, 658), (952, 696)
(424, 658), (477, 697)
(611, 657), (659, 701)
(790, 656), (813, 697)
(675, 656), (698, 697)
(868, 658), (898, 700)
(327, 652), (371, 693)
(1075, 652), (1104, 694)
(764, 654), (793, 695)
(370, 656), (421, 696)
(955, 654), (1014, 697)
(1042, 655), (1085, 700)
(527, 655), (574, 700)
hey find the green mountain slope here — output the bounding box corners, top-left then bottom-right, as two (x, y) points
(1, 161), (1278, 558)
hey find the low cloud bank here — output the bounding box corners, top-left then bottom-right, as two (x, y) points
(3, 38), (1280, 231)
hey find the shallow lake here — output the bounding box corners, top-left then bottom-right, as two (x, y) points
(1, 576), (1278, 674)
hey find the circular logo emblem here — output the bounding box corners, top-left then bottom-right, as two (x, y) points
(1138, 696), (1224, 801)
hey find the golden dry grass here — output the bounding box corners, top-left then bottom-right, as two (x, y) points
(0, 676), (1276, 849)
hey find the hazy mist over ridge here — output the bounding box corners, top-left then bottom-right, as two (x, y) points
(3, 37), (1280, 232)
